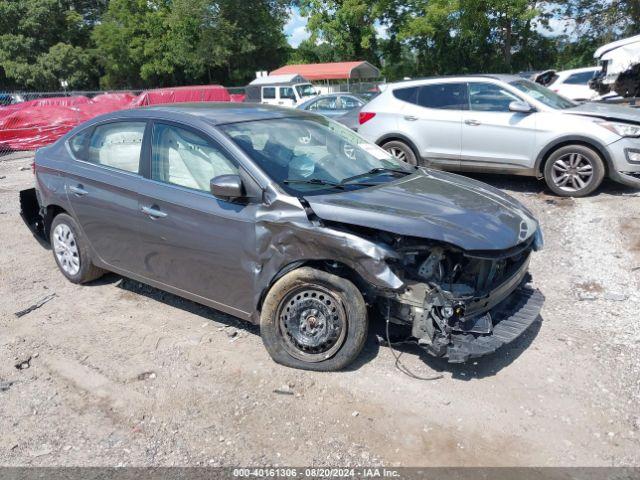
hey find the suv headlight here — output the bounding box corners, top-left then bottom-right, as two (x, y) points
(598, 121), (640, 138)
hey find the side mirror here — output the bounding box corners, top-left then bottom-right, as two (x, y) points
(509, 101), (534, 114)
(210, 174), (244, 201)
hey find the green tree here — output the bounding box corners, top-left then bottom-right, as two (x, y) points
(93, 0), (290, 88)
(297, 0), (380, 64)
(0, 0), (103, 90)
(559, 0), (640, 41)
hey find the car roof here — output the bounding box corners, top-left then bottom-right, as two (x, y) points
(110, 102), (319, 125)
(387, 74), (523, 88)
(556, 66), (600, 75)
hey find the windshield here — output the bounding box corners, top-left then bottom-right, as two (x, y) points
(220, 117), (414, 196)
(509, 79), (576, 109)
(295, 84), (317, 98)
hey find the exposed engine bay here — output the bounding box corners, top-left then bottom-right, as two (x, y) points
(377, 234), (542, 363)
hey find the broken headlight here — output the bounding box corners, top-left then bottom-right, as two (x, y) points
(533, 226), (544, 251)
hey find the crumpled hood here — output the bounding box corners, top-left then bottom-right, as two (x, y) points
(305, 170), (539, 251)
(564, 102), (640, 124)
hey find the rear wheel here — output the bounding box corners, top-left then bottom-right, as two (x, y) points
(260, 267), (367, 371)
(50, 213), (105, 284)
(381, 140), (417, 165)
(543, 145), (605, 197)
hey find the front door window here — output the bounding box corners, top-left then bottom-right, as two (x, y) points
(151, 123), (238, 192)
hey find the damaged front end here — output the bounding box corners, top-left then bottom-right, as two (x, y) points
(382, 233), (544, 363)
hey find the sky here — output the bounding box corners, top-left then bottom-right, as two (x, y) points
(284, 7), (390, 48)
(283, 6), (574, 49)
(284, 7), (311, 48)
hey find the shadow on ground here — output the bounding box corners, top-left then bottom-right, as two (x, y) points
(462, 172), (639, 198)
(368, 313), (543, 381)
(111, 274), (539, 378)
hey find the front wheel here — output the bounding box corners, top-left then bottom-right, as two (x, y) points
(260, 267), (368, 371)
(381, 140), (417, 165)
(543, 145), (605, 197)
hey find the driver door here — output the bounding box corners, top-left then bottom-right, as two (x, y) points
(135, 121), (259, 317)
(460, 82), (537, 171)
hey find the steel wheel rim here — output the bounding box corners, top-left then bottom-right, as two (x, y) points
(52, 224), (80, 276)
(551, 153), (594, 192)
(277, 286), (348, 363)
(387, 146), (407, 163)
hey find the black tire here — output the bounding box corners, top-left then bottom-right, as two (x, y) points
(543, 144), (605, 197)
(50, 213), (105, 284)
(260, 267), (368, 371)
(381, 140), (417, 165)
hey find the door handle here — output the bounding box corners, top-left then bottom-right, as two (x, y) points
(465, 119), (481, 126)
(141, 205), (168, 219)
(404, 115), (418, 121)
(68, 184), (88, 196)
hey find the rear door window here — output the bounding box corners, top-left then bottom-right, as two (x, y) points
(87, 122), (146, 174)
(280, 87), (296, 100)
(313, 96), (339, 110)
(564, 71), (596, 85)
(417, 83), (469, 110)
(340, 96), (364, 109)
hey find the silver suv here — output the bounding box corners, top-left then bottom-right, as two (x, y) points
(358, 75), (640, 196)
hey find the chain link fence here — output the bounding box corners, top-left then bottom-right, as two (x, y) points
(0, 90), (142, 157)
(0, 82), (383, 157)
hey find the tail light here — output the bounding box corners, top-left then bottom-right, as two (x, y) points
(359, 112), (376, 125)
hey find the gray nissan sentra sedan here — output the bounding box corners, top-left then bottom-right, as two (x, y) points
(23, 103), (544, 371)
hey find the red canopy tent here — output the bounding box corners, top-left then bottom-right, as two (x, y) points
(133, 85), (230, 106)
(269, 61), (380, 81)
(0, 86), (234, 151)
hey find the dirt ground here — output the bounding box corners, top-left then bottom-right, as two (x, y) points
(1, 151), (640, 467)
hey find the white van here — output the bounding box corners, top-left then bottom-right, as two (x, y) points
(244, 74), (318, 107)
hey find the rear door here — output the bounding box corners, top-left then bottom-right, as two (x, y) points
(65, 120), (148, 272)
(135, 121), (258, 317)
(460, 81), (537, 171)
(397, 82), (467, 168)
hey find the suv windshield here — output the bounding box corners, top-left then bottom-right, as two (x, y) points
(509, 79), (576, 109)
(295, 84), (317, 98)
(220, 117), (413, 196)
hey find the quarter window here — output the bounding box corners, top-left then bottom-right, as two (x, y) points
(87, 122), (145, 173)
(417, 83), (469, 110)
(469, 83), (521, 112)
(151, 123), (238, 192)
(263, 87), (276, 99)
(393, 87), (418, 104)
(68, 128), (92, 161)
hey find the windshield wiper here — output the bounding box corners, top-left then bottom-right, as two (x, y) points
(283, 178), (346, 189)
(340, 167), (415, 185)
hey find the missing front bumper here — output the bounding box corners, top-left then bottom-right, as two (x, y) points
(444, 285), (544, 363)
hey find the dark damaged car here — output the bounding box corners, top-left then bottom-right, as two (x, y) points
(21, 104), (544, 371)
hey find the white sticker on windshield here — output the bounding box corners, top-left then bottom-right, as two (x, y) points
(359, 143), (392, 160)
